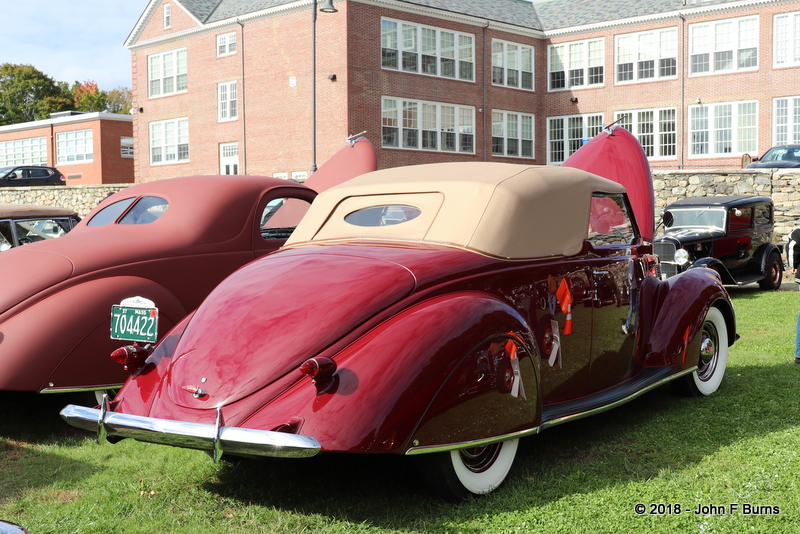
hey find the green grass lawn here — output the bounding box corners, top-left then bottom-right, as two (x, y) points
(2, 286), (799, 533)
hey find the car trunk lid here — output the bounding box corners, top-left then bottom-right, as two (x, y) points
(165, 251), (416, 407)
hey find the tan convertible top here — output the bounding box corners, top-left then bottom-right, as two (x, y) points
(286, 162), (627, 259)
(0, 203), (78, 219)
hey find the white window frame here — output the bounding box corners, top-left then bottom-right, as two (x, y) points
(218, 81), (238, 122)
(164, 3), (171, 29)
(273, 172), (289, 180)
(149, 118), (189, 165)
(121, 137), (134, 158)
(689, 15), (759, 76)
(613, 108), (677, 159)
(380, 18), (474, 82)
(291, 171), (308, 183)
(615, 28), (677, 84)
(492, 110), (535, 158)
(548, 38), (604, 91)
(774, 96), (800, 145)
(0, 137), (47, 166)
(546, 113), (604, 164)
(56, 129), (94, 164)
(689, 100), (758, 157)
(382, 97), (475, 154)
(217, 32), (237, 57)
(148, 48), (188, 98)
(491, 40), (534, 91)
(774, 11), (800, 68)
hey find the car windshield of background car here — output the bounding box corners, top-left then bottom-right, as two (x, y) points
(87, 198), (136, 226)
(119, 197), (169, 225)
(667, 208), (725, 230)
(761, 148), (790, 162)
(260, 197), (312, 240)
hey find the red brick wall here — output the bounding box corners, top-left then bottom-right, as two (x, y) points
(128, 0), (800, 181)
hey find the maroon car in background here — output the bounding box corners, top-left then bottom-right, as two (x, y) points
(0, 138), (376, 398)
(63, 128), (736, 501)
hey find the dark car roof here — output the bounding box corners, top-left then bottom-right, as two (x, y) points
(0, 202), (78, 219)
(666, 195), (772, 209)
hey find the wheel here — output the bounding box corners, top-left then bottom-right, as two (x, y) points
(758, 252), (783, 290)
(416, 438), (519, 501)
(674, 306), (728, 397)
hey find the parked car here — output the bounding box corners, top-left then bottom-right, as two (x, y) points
(0, 165), (65, 187)
(0, 203), (80, 251)
(654, 195), (782, 289)
(62, 128), (736, 501)
(746, 145), (800, 169)
(0, 138), (377, 397)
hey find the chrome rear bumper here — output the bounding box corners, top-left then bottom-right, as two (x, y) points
(60, 404), (321, 460)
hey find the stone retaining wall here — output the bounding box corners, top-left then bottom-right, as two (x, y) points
(653, 169), (800, 241)
(0, 184), (132, 217)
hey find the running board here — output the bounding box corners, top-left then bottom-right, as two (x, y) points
(540, 366), (695, 430)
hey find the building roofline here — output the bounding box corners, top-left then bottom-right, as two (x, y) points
(0, 113), (132, 135)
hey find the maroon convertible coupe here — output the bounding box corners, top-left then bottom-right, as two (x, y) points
(62, 128), (735, 501)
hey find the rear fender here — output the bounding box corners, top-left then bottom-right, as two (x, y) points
(640, 269), (734, 369)
(0, 276), (186, 392)
(755, 243), (783, 273)
(239, 292), (537, 454)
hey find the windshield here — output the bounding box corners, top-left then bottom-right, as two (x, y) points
(760, 147), (800, 163)
(665, 207), (726, 230)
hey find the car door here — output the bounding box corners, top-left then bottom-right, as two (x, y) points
(585, 193), (642, 393)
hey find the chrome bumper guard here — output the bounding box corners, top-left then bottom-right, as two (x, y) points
(59, 404), (321, 460)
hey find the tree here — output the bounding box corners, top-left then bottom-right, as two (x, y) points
(105, 86), (132, 114)
(72, 81), (108, 112)
(0, 63), (73, 125)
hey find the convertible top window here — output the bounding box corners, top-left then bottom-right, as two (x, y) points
(87, 198), (136, 227)
(345, 205), (422, 227)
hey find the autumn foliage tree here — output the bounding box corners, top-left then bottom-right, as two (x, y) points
(0, 63), (132, 125)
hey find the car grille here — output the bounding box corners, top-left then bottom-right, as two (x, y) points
(654, 241), (678, 279)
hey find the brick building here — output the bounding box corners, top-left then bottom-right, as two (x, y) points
(0, 112), (134, 185)
(126, 0), (800, 182)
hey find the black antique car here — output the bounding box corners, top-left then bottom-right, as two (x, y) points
(654, 195), (782, 289)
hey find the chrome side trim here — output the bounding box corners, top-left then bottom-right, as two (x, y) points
(40, 384), (122, 394)
(404, 367), (696, 455)
(59, 404), (321, 459)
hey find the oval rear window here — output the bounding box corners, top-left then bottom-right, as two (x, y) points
(344, 205), (421, 227)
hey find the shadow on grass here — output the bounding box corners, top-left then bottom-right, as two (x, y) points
(0, 392), (98, 505)
(203, 360), (799, 532)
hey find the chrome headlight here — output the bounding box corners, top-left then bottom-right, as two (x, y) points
(674, 248), (690, 265)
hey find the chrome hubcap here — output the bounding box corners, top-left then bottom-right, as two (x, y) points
(697, 320), (719, 381)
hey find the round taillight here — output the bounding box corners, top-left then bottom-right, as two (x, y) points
(299, 356), (336, 378)
(110, 343), (152, 370)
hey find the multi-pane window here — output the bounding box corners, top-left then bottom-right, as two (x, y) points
(689, 16), (758, 75)
(774, 96), (800, 145)
(614, 108), (677, 158)
(381, 18), (474, 81)
(218, 81), (238, 121)
(615, 28), (677, 83)
(382, 97), (474, 153)
(56, 129), (93, 164)
(217, 32), (237, 57)
(150, 118), (189, 165)
(0, 137), (47, 166)
(164, 3), (171, 29)
(148, 48), (187, 97)
(492, 111), (534, 158)
(548, 39), (604, 90)
(121, 137), (134, 158)
(774, 12), (800, 67)
(689, 101), (758, 156)
(492, 40), (534, 90)
(547, 114), (604, 163)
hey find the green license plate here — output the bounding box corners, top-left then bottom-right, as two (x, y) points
(111, 305), (159, 343)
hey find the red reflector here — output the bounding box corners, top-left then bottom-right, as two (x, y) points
(110, 346), (135, 364)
